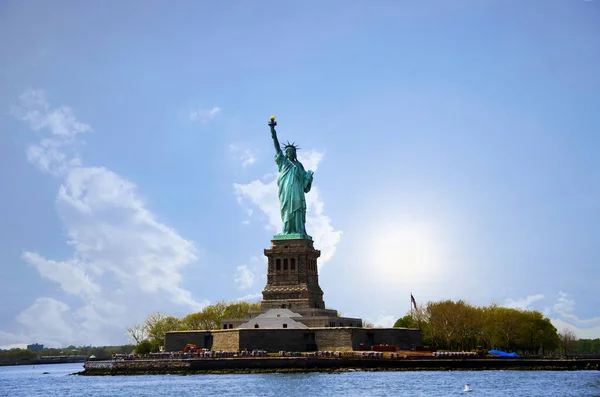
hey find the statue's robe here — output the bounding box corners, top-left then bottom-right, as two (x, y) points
(275, 152), (313, 235)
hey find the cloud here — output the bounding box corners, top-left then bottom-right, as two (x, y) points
(553, 291), (575, 314)
(0, 331), (28, 350)
(545, 291), (600, 339)
(11, 90), (90, 176)
(234, 265), (256, 290)
(189, 106), (220, 123)
(498, 291), (600, 339)
(3, 89), (206, 347)
(235, 292), (263, 302)
(16, 298), (77, 347)
(0, 343), (27, 350)
(370, 312), (397, 328)
(550, 317), (600, 340)
(503, 294), (545, 310)
(233, 150), (342, 266)
(21, 252), (101, 298)
(229, 144), (257, 168)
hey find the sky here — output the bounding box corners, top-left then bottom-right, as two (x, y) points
(1, 0), (599, 348)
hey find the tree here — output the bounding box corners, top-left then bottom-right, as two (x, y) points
(126, 323), (148, 344)
(393, 315), (417, 329)
(362, 321), (375, 328)
(147, 315), (185, 348)
(426, 300), (462, 350)
(560, 328), (577, 356)
(144, 312), (168, 332)
(181, 300), (261, 331)
(402, 298), (560, 354)
(126, 300), (262, 352)
(134, 340), (153, 355)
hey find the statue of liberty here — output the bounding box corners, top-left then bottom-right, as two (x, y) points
(268, 116), (314, 240)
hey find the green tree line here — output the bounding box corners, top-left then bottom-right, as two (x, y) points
(394, 300), (563, 354)
(127, 300), (261, 354)
(0, 345), (134, 364)
(575, 338), (600, 354)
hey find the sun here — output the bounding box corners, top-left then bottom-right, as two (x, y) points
(365, 220), (445, 286)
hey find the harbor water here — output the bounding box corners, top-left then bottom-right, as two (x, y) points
(0, 363), (599, 396)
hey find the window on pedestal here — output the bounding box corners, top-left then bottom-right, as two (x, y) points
(290, 258), (296, 271)
(276, 259), (281, 271)
(283, 258), (288, 270)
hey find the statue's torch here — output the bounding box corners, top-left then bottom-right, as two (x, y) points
(268, 115), (277, 128)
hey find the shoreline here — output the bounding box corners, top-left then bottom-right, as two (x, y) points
(78, 357), (600, 376)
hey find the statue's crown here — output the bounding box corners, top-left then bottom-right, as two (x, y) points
(282, 141), (300, 151)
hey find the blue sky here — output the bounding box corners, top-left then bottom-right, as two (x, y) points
(1, 0), (599, 348)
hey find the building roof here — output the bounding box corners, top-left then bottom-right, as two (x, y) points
(238, 308), (308, 329)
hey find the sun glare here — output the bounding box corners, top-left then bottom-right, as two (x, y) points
(366, 220), (446, 285)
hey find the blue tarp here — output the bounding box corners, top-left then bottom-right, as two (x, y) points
(489, 349), (519, 357)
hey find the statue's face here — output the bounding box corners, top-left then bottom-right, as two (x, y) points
(285, 147), (297, 160)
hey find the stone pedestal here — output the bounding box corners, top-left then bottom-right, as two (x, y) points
(260, 239), (325, 311)
(222, 238), (363, 330)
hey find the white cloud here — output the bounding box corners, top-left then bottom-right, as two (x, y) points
(233, 150), (342, 266)
(4, 89), (206, 347)
(503, 294), (545, 310)
(235, 292), (263, 302)
(21, 252), (101, 298)
(241, 151), (256, 167)
(229, 144), (257, 168)
(553, 291), (575, 314)
(497, 291), (600, 338)
(550, 317), (600, 340)
(11, 90), (90, 176)
(234, 265), (256, 290)
(370, 312), (397, 328)
(0, 343), (27, 350)
(16, 298), (77, 347)
(189, 106), (220, 123)
(546, 291), (600, 339)
(12, 90), (91, 138)
(0, 331), (28, 350)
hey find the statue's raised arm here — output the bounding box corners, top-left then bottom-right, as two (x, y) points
(268, 116), (282, 156)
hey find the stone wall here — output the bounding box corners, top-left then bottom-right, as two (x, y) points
(212, 330), (240, 352)
(164, 331), (212, 352)
(239, 329), (310, 352)
(83, 357), (600, 375)
(315, 328), (354, 351)
(350, 328), (421, 350)
(165, 328), (422, 353)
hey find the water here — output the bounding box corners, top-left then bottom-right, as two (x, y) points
(1, 363), (599, 396)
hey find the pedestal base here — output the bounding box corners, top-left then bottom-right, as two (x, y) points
(261, 238), (323, 311)
(273, 233), (312, 241)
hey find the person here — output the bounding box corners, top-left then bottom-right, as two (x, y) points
(464, 384), (472, 392)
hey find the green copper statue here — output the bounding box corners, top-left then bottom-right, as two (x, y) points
(269, 116), (314, 240)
